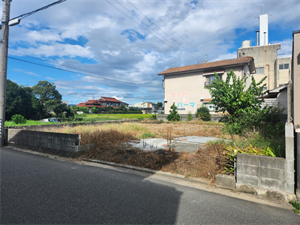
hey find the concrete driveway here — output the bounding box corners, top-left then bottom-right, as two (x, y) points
(128, 136), (224, 152)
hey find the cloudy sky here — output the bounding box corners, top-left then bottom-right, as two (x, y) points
(2, 0), (300, 105)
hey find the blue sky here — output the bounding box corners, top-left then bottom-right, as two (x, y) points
(2, 0), (300, 105)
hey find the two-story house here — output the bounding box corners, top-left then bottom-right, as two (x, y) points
(76, 96), (129, 112)
(158, 57), (256, 114)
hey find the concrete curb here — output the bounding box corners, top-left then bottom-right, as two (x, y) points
(82, 158), (211, 186)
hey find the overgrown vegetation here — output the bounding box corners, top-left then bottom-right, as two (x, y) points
(187, 111), (193, 121)
(78, 128), (226, 179)
(289, 201), (300, 214)
(5, 120), (56, 127)
(205, 70), (286, 158)
(195, 106), (211, 121)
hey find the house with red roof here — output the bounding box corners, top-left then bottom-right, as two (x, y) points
(158, 56), (256, 114)
(76, 97), (128, 112)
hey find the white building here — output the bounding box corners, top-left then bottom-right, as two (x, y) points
(158, 57), (255, 114)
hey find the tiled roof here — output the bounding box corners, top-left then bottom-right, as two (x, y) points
(76, 96), (128, 108)
(158, 56), (254, 75)
(100, 96), (123, 103)
(76, 103), (86, 107)
(76, 103), (105, 108)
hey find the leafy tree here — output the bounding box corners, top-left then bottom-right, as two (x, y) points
(205, 70), (267, 134)
(119, 104), (127, 112)
(195, 106), (211, 121)
(32, 81), (62, 113)
(167, 103), (181, 121)
(6, 80), (46, 120)
(54, 103), (74, 119)
(71, 106), (89, 114)
(91, 106), (98, 114)
(157, 102), (163, 108)
(107, 105), (113, 113)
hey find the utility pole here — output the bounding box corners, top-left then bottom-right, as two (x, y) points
(0, 0), (11, 147)
(0, 0), (66, 147)
(142, 96), (144, 113)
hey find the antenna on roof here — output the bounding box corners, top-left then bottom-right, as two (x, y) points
(197, 55), (207, 64)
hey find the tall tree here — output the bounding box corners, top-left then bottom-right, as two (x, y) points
(32, 81), (62, 113)
(6, 80), (48, 120)
(205, 70), (267, 134)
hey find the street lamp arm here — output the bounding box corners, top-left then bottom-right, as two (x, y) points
(10, 0), (67, 21)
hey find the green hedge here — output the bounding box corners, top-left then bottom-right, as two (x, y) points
(96, 111), (143, 114)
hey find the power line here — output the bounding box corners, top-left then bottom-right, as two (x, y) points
(114, 0), (195, 58)
(106, 0), (198, 60)
(8, 56), (159, 88)
(10, 0), (67, 21)
(138, 0), (205, 58)
(126, 0), (202, 60)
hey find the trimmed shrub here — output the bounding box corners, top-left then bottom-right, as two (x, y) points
(195, 106), (211, 121)
(167, 103), (180, 121)
(11, 114), (27, 124)
(187, 111), (193, 121)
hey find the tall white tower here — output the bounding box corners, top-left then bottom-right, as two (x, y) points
(259, 14), (268, 46)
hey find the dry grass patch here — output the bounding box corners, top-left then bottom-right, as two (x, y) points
(161, 142), (228, 180)
(45, 122), (229, 180)
(76, 128), (228, 180)
(44, 122), (225, 139)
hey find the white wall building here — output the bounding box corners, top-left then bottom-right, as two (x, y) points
(158, 57), (255, 114)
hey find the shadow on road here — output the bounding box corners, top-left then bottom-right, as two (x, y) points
(0, 146), (182, 224)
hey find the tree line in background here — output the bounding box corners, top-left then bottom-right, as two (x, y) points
(6, 80), (72, 121)
(5, 79), (145, 122)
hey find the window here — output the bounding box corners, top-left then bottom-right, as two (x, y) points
(255, 67), (265, 74)
(279, 64), (289, 70)
(205, 75), (222, 86)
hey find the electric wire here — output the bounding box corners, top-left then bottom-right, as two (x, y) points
(10, 0), (67, 21)
(106, 0), (198, 60)
(126, 0), (202, 60)
(8, 56), (159, 88)
(138, 0), (205, 58)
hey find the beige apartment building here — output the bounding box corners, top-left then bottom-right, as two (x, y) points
(237, 41), (291, 90)
(158, 57), (255, 114)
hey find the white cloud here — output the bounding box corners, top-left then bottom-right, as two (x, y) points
(13, 43), (94, 58)
(13, 68), (41, 77)
(5, 0), (300, 104)
(277, 39), (293, 58)
(25, 29), (62, 43)
(212, 52), (238, 62)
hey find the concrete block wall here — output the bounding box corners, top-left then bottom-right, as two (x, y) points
(7, 129), (80, 152)
(237, 153), (291, 194)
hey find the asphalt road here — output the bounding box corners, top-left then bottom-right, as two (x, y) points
(1, 147), (299, 224)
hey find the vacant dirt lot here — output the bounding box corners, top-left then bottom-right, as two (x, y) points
(45, 121), (229, 181)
